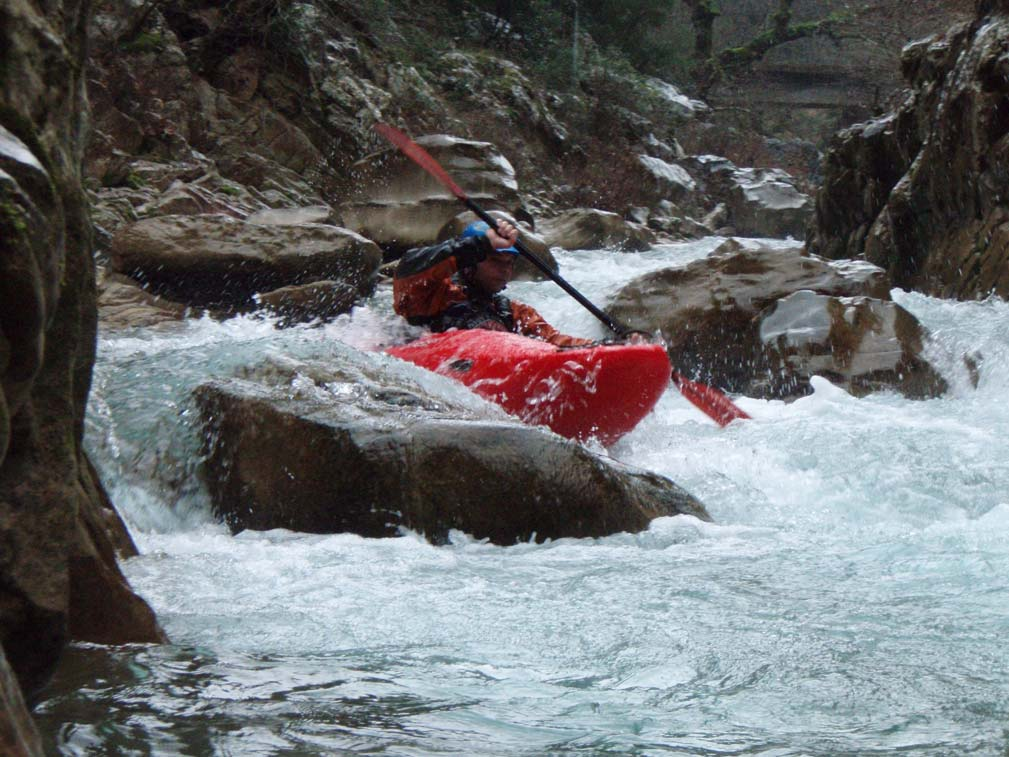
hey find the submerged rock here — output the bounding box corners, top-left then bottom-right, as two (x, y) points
(195, 352), (709, 544)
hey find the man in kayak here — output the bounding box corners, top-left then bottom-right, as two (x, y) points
(393, 220), (595, 347)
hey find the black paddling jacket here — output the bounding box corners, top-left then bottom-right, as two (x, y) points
(393, 236), (592, 347)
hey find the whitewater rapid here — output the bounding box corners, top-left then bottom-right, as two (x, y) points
(36, 240), (1009, 755)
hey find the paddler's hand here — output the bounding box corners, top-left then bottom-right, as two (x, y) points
(486, 220), (518, 250)
(622, 330), (652, 345)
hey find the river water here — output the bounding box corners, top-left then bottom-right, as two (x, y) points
(36, 239), (1009, 755)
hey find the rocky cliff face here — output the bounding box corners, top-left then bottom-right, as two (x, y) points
(0, 0), (163, 722)
(808, 0), (1009, 299)
(82, 0), (816, 266)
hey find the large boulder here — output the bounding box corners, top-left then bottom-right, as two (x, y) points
(757, 290), (947, 398)
(605, 240), (943, 399)
(1, 0), (164, 708)
(194, 353), (709, 544)
(687, 157), (813, 238)
(634, 155), (697, 205)
(725, 167), (814, 239)
(109, 214), (383, 309)
(538, 208), (656, 252)
(340, 135), (525, 254)
(808, 6), (1009, 299)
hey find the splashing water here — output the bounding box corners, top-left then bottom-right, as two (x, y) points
(36, 242), (1009, 755)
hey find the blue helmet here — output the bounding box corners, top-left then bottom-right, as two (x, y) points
(461, 220), (518, 255)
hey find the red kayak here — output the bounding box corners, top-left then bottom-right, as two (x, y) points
(387, 330), (671, 445)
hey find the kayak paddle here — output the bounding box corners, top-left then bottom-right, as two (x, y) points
(374, 123), (750, 427)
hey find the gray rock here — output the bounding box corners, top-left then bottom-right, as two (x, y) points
(757, 290), (947, 398)
(110, 214), (382, 309)
(641, 76), (711, 120)
(727, 167), (813, 238)
(341, 134), (522, 253)
(636, 155), (697, 203)
(539, 208), (656, 252)
(605, 239), (919, 399)
(195, 352), (710, 544)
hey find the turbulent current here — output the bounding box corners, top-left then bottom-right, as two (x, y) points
(36, 239), (1009, 755)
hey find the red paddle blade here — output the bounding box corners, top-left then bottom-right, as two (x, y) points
(374, 123), (468, 201)
(672, 371), (751, 427)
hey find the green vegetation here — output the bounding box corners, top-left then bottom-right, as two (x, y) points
(0, 197), (29, 236)
(119, 32), (168, 55)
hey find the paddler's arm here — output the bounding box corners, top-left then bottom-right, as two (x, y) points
(393, 236), (493, 319)
(510, 301), (595, 348)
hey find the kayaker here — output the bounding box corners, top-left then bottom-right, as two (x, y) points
(393, 220), (595, 347)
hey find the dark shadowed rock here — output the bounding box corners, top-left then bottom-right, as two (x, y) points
(195, 353), (709, 544)
(110, 214), (382, 309)
(539, 208), (656, 252)
(808, 7), (1009, 299)
(604, 240), (937, 399)
(0, 648), (42, 757)
(756, 290), (947, 399)
(1, 0), (165, 706)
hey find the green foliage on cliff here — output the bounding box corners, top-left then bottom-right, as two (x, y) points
(119, 32), (168, 54)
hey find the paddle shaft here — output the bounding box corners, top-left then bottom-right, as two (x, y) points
(462, 199), (629, 336)
(373, 123), (751, 426)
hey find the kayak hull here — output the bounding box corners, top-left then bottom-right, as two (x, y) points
(387, 330), (670, 445)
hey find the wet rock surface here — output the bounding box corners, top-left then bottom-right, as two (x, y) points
(606, 239), (943, 399)
(1, 0), (164, 710)
(110, 214), (383, 310)
(98, 271), (192, 330)
(539, 209), (656, 252)
(340, 135), (523, 254)
(757, 290), (947, 398)
(195, 352), (710, 544)
(809, 6), (1009, 299)
(0, 649), (42, 757)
